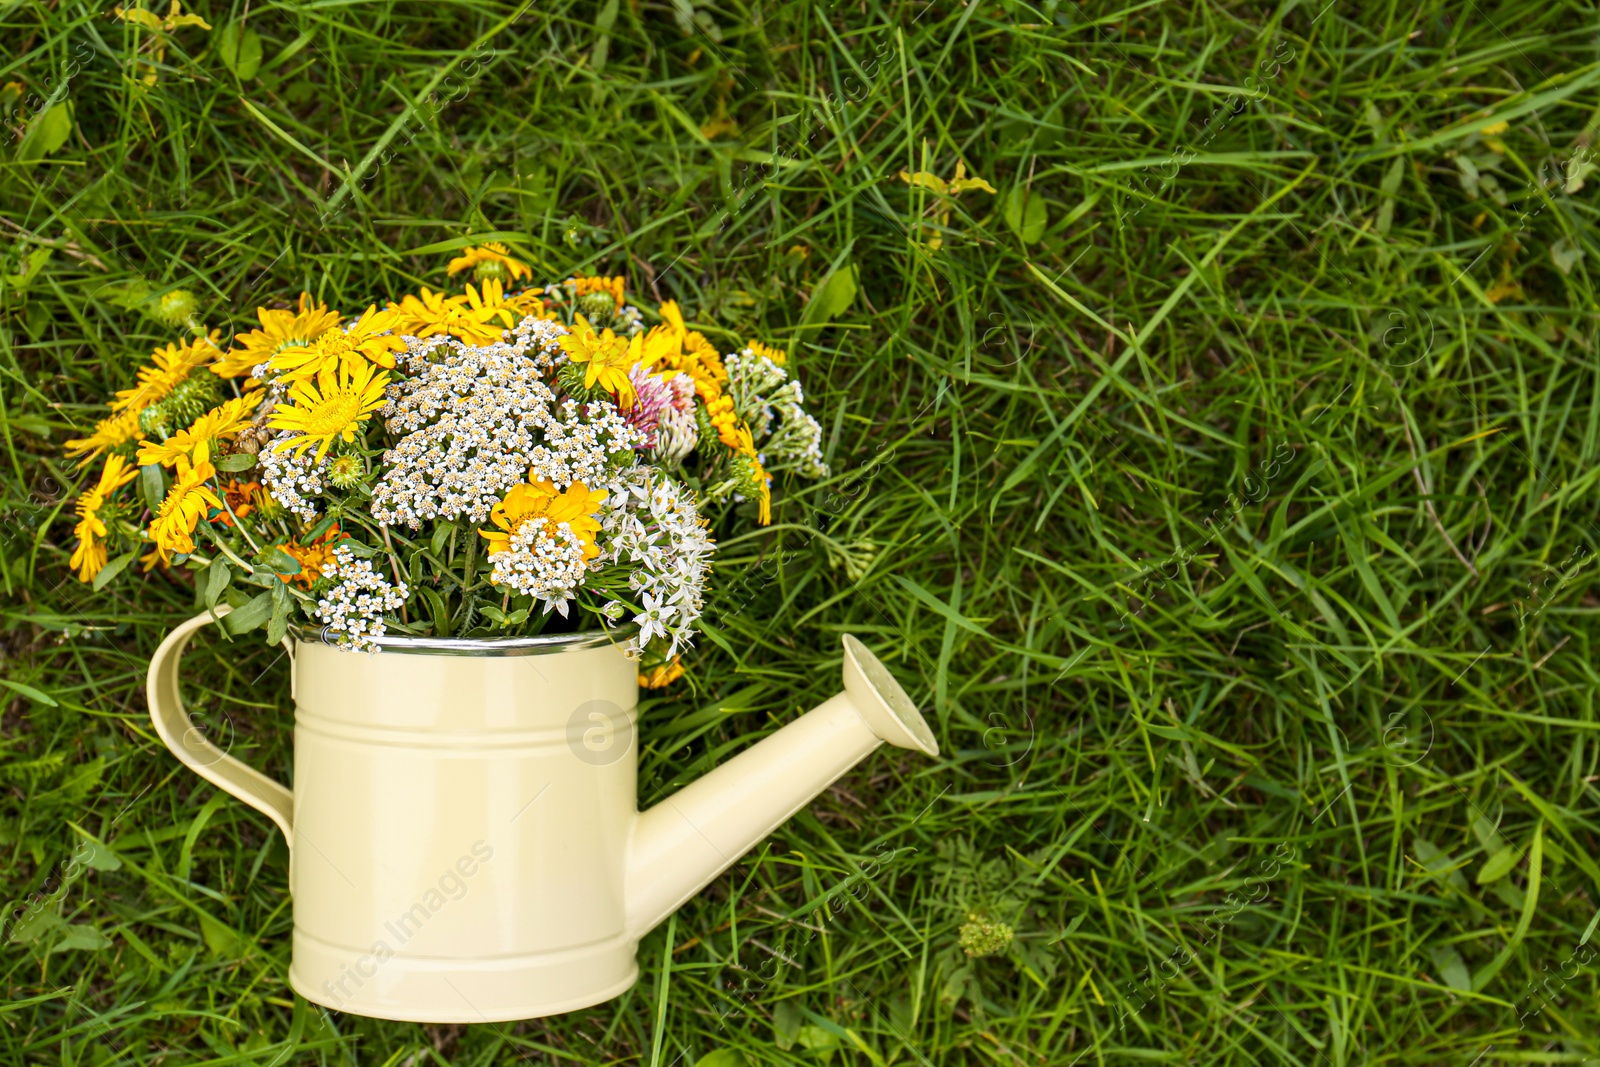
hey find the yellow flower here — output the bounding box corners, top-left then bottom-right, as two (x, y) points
(461, 278), (521, 334)
(113, 0), (210, 32)
(656, 300), (727, 384)
(387, 286), (510, 346)
(269, 305), (406, 381)
(732, 426), (772, 526)
(136, 391), (263, 467)
(148, 456), (222, 557)
(268, 359), (389, 461)
(898, 160), (996, 251)
(570, 274), (626, 311)
(744, 338), (787, 365)
(64, 408), (145, 464)
(503, 285), (552, 320)
(70, 455), (138, 582)
(446, 242), (532, 284)
(480, 479), (607, 560)
(701, 387), (742, 449)
(214, 294), (342, 379)
(111, 333), (221, 413)
(639, 657), (685, 688)
(557, 314), (659, 408)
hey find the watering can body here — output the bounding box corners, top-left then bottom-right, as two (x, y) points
(146, 609), (939, 1023)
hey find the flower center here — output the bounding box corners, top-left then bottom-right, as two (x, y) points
(316, 330), (355, 360)
(300, 390), (364, 435)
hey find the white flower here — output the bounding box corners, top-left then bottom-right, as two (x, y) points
(636, 592), (666, 646)
(258, 431), (327, 521)
(724, 348), (828, 479)
(487, 517), (591, 613)
(311, 546), (409, 654)
(370, 319), (642, 529)
(597, 465), (714, 657)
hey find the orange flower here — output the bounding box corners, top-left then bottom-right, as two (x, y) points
(571, 274), (626, 311)
(213, 479), (260, 526)
(278, 526), (345, 588)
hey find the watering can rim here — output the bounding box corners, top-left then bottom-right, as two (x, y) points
(286, 623), (636, 657)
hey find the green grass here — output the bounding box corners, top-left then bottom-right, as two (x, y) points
(6, 0), (1600, 1062)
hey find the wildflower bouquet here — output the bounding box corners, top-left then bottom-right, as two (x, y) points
(65, 244), (829, 682)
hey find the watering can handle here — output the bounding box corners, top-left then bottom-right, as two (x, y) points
(146, 607), (295, 847)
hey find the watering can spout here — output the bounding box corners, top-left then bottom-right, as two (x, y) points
(624, 635), (939, 937)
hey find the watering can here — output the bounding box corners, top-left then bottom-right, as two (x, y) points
(146, 608), (940, 1023)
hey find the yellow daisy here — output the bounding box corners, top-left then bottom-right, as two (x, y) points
(387, 286), (510, 345)
(744, 338), (787, 365)
(446, 242), (532, 284)
(148, 456), (223, 557)
(557, 314), (659, 409)
(503, 285), (553, 320)
(268, 360), (389, 461)
(70, 454), (138, 582)
(480, 479), (607, 560)
(269, 305), (405, 381)
(110, 332), (221, 413)
(213, 294), (342, 379)
(136, 391), (264, 467)
(463, 278), (521, 331)
(64, 408), (145, 464)
(733, 427), (773, 526)
(656, 300), (728, 383)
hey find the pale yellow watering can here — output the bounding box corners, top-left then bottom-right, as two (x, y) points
(146, 608), (940, 1023)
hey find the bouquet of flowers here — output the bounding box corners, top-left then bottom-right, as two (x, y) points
(63, 243), (829, 683)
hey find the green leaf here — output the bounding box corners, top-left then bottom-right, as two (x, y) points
(203, 560), (232, 609)
(74, 837), (123, 872)
(140, 463), (169, 513)
(0, 678), (58, 706)
(256, 546), (301, 575)
(591, 0), (619, 73)
(16, 102), (73, 163)
(50, 924), (111, 953)
(266, 580), (292, 645)
(198, 912), (243, 957)
(1551, 237), (1584, 276)
(1376, 156), (1405, 235)
(220, 591), (274, 635)
(430, 523), (453, 556)
(1004, 185), (1048, 244)
(303, 514), (340, 543)
(215, 22), (264, 80)
(215, 451), (258, 472)
(417, 585), (450, 636)
(696, 1052), (745, 1067)
(92, 551), (136, 592)
(773, 1000), (803, 1050)
(805, 263), (857, 324)
(797, 1025), (841, 1060)
(1477, 846), (1519, 884)
(1427, 944), (1472, 991)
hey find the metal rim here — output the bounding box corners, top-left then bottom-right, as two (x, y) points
(286, 623), (633, 657)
